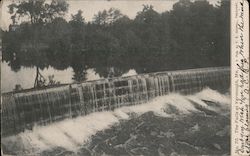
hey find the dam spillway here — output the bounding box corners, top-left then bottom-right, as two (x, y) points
(1, 67), (230, 136)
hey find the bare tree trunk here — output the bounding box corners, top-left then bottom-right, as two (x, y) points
(34, 66), (39, 88)
(34, 66), (46, 88)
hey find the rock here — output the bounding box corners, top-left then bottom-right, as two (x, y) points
(216, 125), (230, 136)
(213, 143), (221, 150)
(158, 147), (166, 156)
(130, 147), (150, 155)
(166, 131), (175, 138)
(150, 131), (158, 136)
(189, 123), (200, 133)
(170, 151), (179, 156)
(77, 147), (92, 156)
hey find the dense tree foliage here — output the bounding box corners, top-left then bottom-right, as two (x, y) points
(2, 0), (230, 83)
(4, 0), (69, 87)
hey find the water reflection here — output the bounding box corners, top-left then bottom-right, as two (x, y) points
(1, 61), (138, 92)
(71, 64), (88, 82)
(1, 62), (93, 92)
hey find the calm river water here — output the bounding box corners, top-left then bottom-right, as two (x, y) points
(1, 61), (137, 92)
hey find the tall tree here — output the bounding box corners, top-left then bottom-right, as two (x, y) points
(2, 0), (230, 87)
(168, 0), (218, 68)
(213, 0), (230, 66)
(8, 0), (69, 88)
(69, 10), (88, 82)
(69, 10), (85, 45)
(93, 8), (123, 25)
(47, 17), (71, 70)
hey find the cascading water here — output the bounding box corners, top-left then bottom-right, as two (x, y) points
(1, 67), (230, 137)
(1, 88), (231, 155)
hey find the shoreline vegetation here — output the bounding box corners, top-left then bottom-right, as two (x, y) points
(1, 0), (230, 86)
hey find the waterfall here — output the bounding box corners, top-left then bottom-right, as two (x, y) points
(1, 67), (230, 136)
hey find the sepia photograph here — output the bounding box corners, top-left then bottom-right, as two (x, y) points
(0, 0), (233, 155)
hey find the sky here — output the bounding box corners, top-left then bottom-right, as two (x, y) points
(0, 0), (220, 31)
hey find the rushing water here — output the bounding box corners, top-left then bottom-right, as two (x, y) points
(1, 88), (230, 156)
(1, 65), (230, 155)
(1, 67), (230, 136)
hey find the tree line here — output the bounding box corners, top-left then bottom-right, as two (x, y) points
(1, 0), (230, 83)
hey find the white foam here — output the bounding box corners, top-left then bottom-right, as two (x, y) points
(195, 88), (231, 106)
(2, 112), (120, 153)
(2, 88), (230, 154)
(121, 69), (137, 77)
(118, 94), (199, 116)
(187, 95), (218, 112)
(113, 109), (130, 119)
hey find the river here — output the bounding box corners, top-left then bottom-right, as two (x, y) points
(1, 88), (231, 156)
(1, 61), (137, 93)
